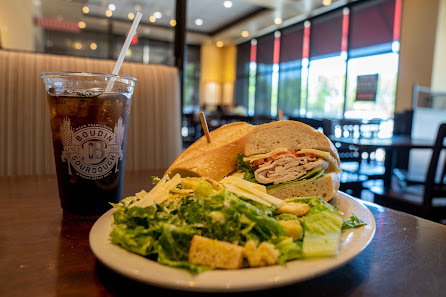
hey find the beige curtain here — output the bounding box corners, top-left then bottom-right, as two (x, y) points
(0, 50), (182, 176)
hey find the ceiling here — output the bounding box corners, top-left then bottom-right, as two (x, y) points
(37, 0), (348, 45)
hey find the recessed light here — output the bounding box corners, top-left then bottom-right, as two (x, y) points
(134, 4), (142, 11)
(126, 49), (132, 57)
(216, 41), (224, 47)
(223, 1), (233, 8)
(74, 42), (82, 50)
(106, 10), (112, 17)
(241, 31), (249, 37)
(274, 18), (282, 25)
(108, 4), (116, 11)
(149, 16), (156, 22)
(195, 19), (203, 26)
(322, 0), (332, 6)
(90, 43), (97, 50)
(170, 19), (177, 26)
(128, 13), (135, 20)
(82, 6), (89, 14)
(78, 21), (86, 29)
(154, 11), (162, 19)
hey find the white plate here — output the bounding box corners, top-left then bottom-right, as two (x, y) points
(89, 191), (375, 292)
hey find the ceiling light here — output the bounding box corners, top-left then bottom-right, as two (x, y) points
(216, 41), (224, 47)
(322, 0), (332, 5)
(154, 11), (162, 19)
(149, 16), (156, 22)
(105, 10), (112, 17)
(274, 18), (282, 25)
(78, 21), (86, 29)
(108, 4), (116, 11)
(195, 19), (203, 26)
(223, 1), (233, 8)
(128, 13), (135, 20)
(126, 49), (132, 57)
(90, 43), (97, 50)
(241, 31), (249, 37)
(82, 6), (89, 14)
(134, 4), (142, 11)
(170, 19), (177, 26)
(74, 42), (82, 50)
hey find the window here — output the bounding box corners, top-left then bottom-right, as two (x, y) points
(234, 0), (401, 122)
(278, 24), (304, 117)
(183, 45), (201, 113)
(306, 9), (346, 118)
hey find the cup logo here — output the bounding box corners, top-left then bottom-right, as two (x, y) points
(60, 117), (124, 180)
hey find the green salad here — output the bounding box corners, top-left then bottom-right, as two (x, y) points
(109, 178), (366, 274)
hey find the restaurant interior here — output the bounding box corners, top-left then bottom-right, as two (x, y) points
(2, 0), (444, 222)
(1, 0), (446, 295)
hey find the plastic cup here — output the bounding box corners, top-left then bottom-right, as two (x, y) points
(41, 72), (137, 220)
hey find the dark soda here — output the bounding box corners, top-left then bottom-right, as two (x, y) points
(47, 91), (131, 219)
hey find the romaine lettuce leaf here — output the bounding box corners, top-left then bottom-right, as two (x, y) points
(266, 168), (324, 190)
(342, 213), (367, 230)
(236, 153), (258, 183)
(300, 197), (343, 257)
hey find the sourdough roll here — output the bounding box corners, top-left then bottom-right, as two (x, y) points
(241, 120), (341, 202)
(165, 122), (254, 181)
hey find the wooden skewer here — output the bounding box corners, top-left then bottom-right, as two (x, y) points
(199, 111), (211, 143)
(278, 109), (284, 121)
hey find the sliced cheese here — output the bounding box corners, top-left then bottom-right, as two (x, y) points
(153, 173), (182, 204)
(222, 182), (271, 206)
(298, 148), (340, 173)
(233, 179), (284, 208)
(243, 147), (290, 163)
(221, 176), (267, 193)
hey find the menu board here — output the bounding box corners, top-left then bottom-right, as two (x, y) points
(355, 74), (378, 102)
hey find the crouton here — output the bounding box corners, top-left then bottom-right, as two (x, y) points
(243, 240), (279, 267)
(279, 220), (303, 240)
(278, 202), (310, 217)
(188, 235), (244, 269)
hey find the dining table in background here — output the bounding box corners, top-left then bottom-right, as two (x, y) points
(331, 136), (440, 190)
(0, 171), (445, 297)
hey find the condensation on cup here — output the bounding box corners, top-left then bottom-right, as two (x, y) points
(41, 72), (137, 220)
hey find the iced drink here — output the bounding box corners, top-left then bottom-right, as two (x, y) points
(41, 73), (137, 220)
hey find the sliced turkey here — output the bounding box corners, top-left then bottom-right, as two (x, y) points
(254, 153), (329, 184)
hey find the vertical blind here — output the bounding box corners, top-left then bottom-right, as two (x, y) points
(309, 9), (344, 59)
(349, 0), (397, 57)
(278, 24), (304, 116)
(255, 33), (275, 115)
(235, 41), (251, 107)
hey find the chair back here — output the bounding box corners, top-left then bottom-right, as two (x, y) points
(423, 123), (446, 214)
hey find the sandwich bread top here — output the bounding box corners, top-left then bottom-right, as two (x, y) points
(165, 122), (254, 180)
(244, 120), (340, 168)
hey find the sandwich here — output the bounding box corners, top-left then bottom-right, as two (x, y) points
(235, 120), (341, 201)
(165, 122), (254, 181)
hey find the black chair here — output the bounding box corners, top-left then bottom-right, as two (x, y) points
(372, 123), (446, 221)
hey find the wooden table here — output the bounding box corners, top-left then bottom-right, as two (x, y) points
(331, 136), (437, 189)
(1, 171), (445, 297)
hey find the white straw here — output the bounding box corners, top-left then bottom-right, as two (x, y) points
(106, 12), (143, 92)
